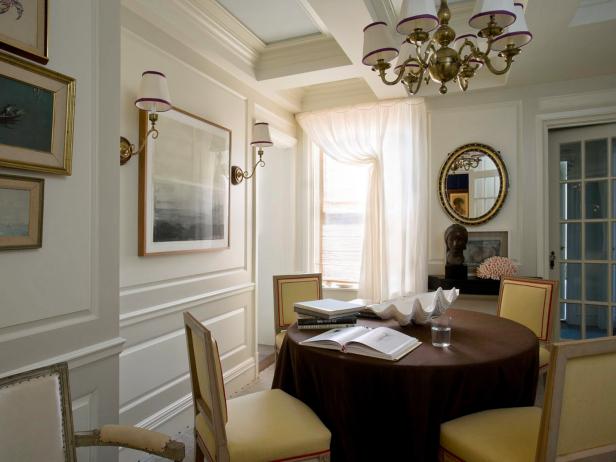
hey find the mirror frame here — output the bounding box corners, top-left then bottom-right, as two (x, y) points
(438, 143), (509, 226)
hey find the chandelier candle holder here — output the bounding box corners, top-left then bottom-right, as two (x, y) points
(362, 0), (532, 95)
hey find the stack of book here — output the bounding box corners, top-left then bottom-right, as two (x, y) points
(294, 299), (366, 330)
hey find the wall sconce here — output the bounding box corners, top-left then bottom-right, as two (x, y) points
(231, 122), (273, 185)
(120, 71), (172, 165)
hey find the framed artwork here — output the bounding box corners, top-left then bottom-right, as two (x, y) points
(464, 231), (508, 274)
(138, 108), (231, 256)
(448, 191), (469, 218)
(0, 0), (48, 64)
(0, 52), (76, 175)
(0, 173), (43, 250)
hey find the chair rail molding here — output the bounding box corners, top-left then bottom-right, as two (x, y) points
(0, 337), (126, 379)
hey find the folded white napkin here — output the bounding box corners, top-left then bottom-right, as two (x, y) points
(367, 287), (459, 326)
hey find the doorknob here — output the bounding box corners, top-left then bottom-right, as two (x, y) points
(549, 251), (556, 270)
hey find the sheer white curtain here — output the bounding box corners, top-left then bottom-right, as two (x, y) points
(297, 98), (428, 302)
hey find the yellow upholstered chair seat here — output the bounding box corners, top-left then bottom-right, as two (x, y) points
(440, 407), (542, 462)
(539, 345), (550, 369)
(441, 337), (616, 462)
(275, 331), (286, 352)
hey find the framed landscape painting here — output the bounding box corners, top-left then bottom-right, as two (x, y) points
(0, 0), (48, 64)
(138, 108), (231, 256)
(0, 174), (43, 250)
(0, 52), (75, 175)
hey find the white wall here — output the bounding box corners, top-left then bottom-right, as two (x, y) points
(0, 1), (121, 461)
(426, 74), (616, 278)
(256, 145), (296, 345)
(118, 4), (297, 452)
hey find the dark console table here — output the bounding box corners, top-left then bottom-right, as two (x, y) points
(428, 274), (500, 296)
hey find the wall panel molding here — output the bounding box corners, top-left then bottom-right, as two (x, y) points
(120, 282), (254, 327)
(0, 337), (125, 379)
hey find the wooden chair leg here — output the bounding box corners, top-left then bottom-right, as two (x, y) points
(195, 438), (205, 462)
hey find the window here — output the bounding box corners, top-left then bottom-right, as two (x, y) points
(319, 152), (370, 287)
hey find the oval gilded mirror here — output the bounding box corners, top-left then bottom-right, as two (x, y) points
(438, 143), (508, 226)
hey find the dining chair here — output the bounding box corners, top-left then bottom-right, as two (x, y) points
(183, 311), (331, 462)
(439, 336), (616, 462)
(273, 273), (322, 354)
(0, 362), (184, 462)
(497, 276), (559, 370)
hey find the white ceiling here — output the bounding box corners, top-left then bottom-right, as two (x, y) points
(126, 0), (616, 112)
(216, 0), (323, 44)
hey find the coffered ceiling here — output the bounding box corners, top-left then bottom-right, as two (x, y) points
(123, 0), (616, 113)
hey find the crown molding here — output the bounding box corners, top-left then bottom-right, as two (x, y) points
(257, 35), (352, 82)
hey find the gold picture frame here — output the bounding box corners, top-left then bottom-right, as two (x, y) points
(0, 173), (44, 250)
(0, 52), (75, 175)
(438, 143), (509, 226)
(0, 0), (48, 64)
(138, 108), (231, 256)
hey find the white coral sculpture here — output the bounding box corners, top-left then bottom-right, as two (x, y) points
(476, 256), (518, 280)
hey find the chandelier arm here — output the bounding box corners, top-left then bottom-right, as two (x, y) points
(406, 68), (426, 95)
(374, 60), (407, 86)
(457, 77), (469, 92)
(483, 55), (514, 75)
(458, 39), (477, 64)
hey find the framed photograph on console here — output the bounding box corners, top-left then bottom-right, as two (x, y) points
(138, 107), (231, 256)
(0, 52), (75, 175)
(464, 231), (508, 275)
(0, 173), (44, 250)
(0, 0), (48, 64)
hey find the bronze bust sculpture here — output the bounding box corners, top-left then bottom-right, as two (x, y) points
(445, 223), (468, 279)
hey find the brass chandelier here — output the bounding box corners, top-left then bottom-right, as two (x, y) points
(362, 0), (532, 95)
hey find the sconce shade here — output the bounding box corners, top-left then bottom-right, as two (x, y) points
(469, 0), (516, 30)
(395, 41), (420, 74)
(491, 3), (532, 50)
(397, 0), (439, 35)
(362, 22), (398, 66)
(251, 122), (273, 148)
(453, 33), (477, 51)
(135, 71), (172, 112)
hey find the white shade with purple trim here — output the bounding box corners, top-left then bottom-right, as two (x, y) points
(469, 0), (516, 30)
(397, 0), (439, 35)
(135, 71), (172, 112)
(251, 123), (273, 148)
(395, 40), (413, 73)
(453, 33), (477, 52)
(362, 22), (398, 66)
(491, 2), (532, 51)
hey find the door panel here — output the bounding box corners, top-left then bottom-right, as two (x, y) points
(549, 123), (616, 340)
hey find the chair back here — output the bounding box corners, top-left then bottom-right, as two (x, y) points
(273, 273), (322, 333)
(0, 363), (76, 462)
(537, 337), (616, 461)
(184, 311), (229, 461)
(497, 277), (558, 341)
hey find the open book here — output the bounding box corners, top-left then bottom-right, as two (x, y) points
(300, 326), (421, 361)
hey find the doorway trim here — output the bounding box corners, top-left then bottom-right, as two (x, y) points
(536, 106), (616, 278)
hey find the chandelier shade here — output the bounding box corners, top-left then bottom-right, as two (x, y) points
(469, 0), (517, 30)
(491, 3), (532, 51)
(362, 22), (399, 66)
(135, 71), (172, 112)
(396, 0), (440, 35)
(251, 122), (273, 148)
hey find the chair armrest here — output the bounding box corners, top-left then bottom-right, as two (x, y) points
(75, 425), (185, 461)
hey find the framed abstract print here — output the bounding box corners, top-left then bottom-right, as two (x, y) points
(464, 231), (508, 274)
(0, 52), (76, 175)
(0, 0), (48, 64)
(0, 174), (43, 250)
(138, 108), (231, 256)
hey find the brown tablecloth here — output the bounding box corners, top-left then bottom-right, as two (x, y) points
(272, 309), (539, 462)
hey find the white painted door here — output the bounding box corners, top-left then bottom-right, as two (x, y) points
(549, 124), (616, 340)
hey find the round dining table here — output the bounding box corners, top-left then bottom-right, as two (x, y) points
(272, 309), (539, 462)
